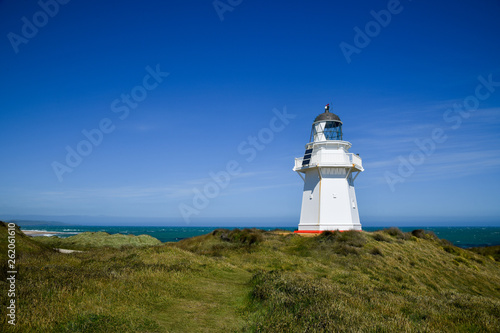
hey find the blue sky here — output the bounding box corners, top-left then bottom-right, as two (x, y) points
(1, 0), (499, 226)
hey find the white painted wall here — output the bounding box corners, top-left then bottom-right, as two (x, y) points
(298, 170), (320, 227)
(296, 138), (362, 231)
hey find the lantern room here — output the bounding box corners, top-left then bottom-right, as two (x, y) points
(309, 104), (343, 142)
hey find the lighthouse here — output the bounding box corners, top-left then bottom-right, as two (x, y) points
(293, 104), (363, 232)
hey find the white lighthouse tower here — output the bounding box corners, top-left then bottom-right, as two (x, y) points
(293, 104), (364, 233)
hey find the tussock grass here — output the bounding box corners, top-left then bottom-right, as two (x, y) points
(1, 222), (500, 332)
(212, 228), (264, 246)
(372, 232), (391, 242)
(34, 231), (162, 250)
(369, 246), (383, 256)
(468, 245), (500, 262)
(175, 228), (265, 257)
(411, 228), (438, 240)
(56, 313), (161, 332)
(0, 222), (53, 254)
(383, 226), (412, 240)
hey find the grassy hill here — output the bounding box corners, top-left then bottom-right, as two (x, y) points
(1, 223), (499, 332)
(35, 231), (162, 250)
(0, 222), (53, 254)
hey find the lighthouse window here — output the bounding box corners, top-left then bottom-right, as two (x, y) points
(310, 121), (343, 141)
(324, 122), (342, 140)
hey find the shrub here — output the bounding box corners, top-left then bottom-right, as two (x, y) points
(443, 245), (461, 256)
(383, 227), (411, 240)
(467, 245), (500, 262)
(411, 229), (440, 241)
(317, 230), (338, 242)
(314, 231), (366, 256)
(411, 229), (426, 239)
(317, 230), (366, 247)
(370, 247), (383, 256)
(339, 230), (367, 247)
(373, 233), (391, 242)
(334, 243), (360, 256)
(212, 228), (264, 245)
(453, 257), (469, 266)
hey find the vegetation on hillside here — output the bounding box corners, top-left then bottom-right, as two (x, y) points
(0, 222), (53, 254)
(468, 245), (500, 262)
(34, 231), (162, 250)
(1, 223), (499, 332)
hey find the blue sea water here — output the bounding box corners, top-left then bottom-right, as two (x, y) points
(19, 225), (500, 248)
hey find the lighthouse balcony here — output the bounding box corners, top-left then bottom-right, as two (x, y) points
(294, 153), (363, 171)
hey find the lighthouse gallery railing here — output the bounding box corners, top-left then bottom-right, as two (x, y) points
(294, 153), (362, 170)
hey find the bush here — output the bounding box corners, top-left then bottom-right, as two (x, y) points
(443, 245), (461, 256)
(383, 227), (411, 240)
(411, 229), (426, 239)
(334, 243), (361, 256)
(314, 230), (366, 256)
(317, 230), (366, 247)
(411, 229), (440, 241)
(212, 228), (264, 245)
(468, 245), (500, 262)
(373, 233), (391, 242)
(370, 247), (383, 256)
(316, 230), (337, 242)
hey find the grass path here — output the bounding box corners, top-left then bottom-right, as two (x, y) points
(151, 271), (251, 332)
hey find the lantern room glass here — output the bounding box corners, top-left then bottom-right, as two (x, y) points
(310, 121), (343, 142)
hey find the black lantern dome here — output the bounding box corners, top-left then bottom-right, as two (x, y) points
(314, 104), (341, 123)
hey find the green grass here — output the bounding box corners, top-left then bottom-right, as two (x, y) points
(1, 222), (500, 332)
(34, 231), (162, 250)
(0, 222), (53, 254)
(468, 245), (500, 262)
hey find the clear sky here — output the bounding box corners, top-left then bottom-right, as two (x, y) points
(1, 0), (499, 227)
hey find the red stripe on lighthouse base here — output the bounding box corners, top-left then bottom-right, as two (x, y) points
(294, 230), (360, 234)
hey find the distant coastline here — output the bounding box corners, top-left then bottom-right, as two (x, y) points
(21, 229), (67, 237)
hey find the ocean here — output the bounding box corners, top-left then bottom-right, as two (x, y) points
(19, 225), (500, 248)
